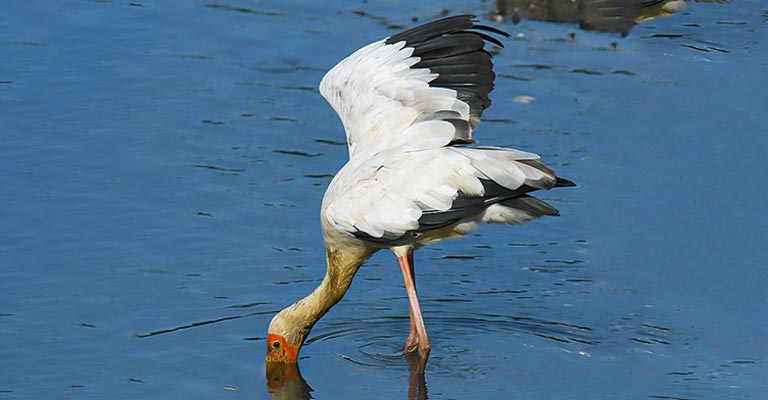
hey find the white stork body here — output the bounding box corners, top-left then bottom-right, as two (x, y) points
(266, 15), (574, 366)
(322, 146), (549, 250)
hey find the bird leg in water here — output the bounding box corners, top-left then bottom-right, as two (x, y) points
(404, 252), (419, 351)
(398, 253), (431, 358)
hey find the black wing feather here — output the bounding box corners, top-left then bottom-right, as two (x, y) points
(386, 15), (475, 45)
(385, 15), (509, 122)
(353, 176), (575, 246)
(351, 17), (573, 247)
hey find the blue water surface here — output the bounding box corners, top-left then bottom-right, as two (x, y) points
(1, 1), (766, 399)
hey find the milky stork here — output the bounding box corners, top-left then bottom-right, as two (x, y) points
(266, 14), (574, 364)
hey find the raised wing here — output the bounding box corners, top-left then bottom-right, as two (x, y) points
(319, 15), (509, 160)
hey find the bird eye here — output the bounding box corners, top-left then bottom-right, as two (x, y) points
(272, 341), (280, 349)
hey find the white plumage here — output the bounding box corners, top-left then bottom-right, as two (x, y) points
(320, 40), (469, 160)
(265, 16), (574, 364)
(318, 17), (570, 249)
(322, 146), (546, 244)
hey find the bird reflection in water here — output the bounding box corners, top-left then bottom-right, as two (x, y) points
(492, 0), (731, 36)
(265, 357), (429, 400)
(266, 362), (313, 400)
(405, 353), (429, 400)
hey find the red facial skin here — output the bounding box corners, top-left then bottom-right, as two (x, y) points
(266, 333), (299, 364)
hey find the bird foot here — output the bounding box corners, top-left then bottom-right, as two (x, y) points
(403, 336), (431, 360)
(403, 335), (420, 354)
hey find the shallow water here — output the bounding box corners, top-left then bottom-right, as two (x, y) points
(2, 1), (767, 399)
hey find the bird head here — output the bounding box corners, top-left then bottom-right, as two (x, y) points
(266, 309), (306, 363)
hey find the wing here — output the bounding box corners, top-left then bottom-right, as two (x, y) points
(322, 147), (572, 245)
(319, 15), (509, 160)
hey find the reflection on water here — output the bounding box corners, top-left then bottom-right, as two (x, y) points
(266, 357), (428, 400)
(492, 0), (731, 35)
(266, 363), (313, 400)
(306, 312), (597, 355)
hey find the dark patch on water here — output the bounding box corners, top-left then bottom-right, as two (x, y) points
(569, 68), (603, 75)
(192, 164), (244, 172)
(681, 43), (710, 52)
(136, 311), (273, 338)
(314, 138), (346, 146)
(270, 116), (298, 122)
(482, 117), (517, 124)
(204, 3), (282, 16)
(225, 301), (269, 309)
(515, 63), (555, 70)
(303, 173), (334, 179)
(648, 33), (688, 38)
(273, 149), (322, 157)
(499, 73), (531, 81)
(441, 255), (479, 260)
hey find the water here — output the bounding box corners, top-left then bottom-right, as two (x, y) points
(1, 1), (766, 399)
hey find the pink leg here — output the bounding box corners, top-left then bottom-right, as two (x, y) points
(398, 253), (431, 358)
(404, 252), (418, 351)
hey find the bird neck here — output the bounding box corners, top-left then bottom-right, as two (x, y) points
(278, 241), (374, 346)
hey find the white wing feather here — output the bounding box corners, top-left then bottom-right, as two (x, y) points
(317, 18), (566, 243)
(322, 147), (546, 240)
(319, 40), (469, 160)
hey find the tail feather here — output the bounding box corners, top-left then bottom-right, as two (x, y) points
(499, 195), (560, 217)
(555, 176), (577, 187)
